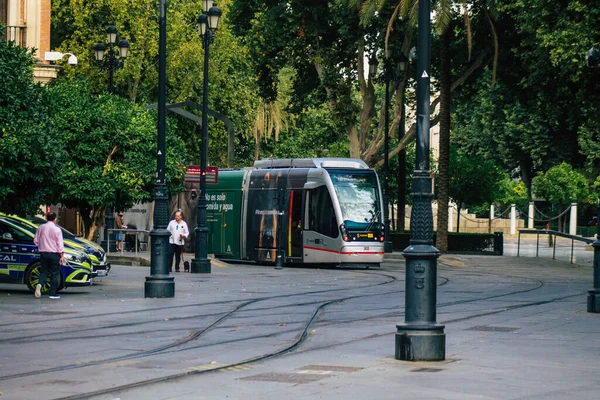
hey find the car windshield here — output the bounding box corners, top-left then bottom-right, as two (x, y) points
(329, 170), (381, 231)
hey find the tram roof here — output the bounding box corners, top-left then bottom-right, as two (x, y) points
(253, 158), (369, 170)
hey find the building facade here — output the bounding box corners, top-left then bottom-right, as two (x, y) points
(1, 0), (59, 83)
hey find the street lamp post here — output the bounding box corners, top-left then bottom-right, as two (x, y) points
(191, 1), (221, 274)
(586, 47), (599, 312)
(94, 25), (129, 94)
(395, 0), (445, 361)
(145, 0), (175, 298)
(94, 25), (129, 253)
(588, 198), (600, 312)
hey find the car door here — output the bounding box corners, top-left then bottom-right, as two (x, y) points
(0, 220), (38, 283)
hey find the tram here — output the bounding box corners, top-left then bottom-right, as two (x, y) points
(205, 158), (385, 268)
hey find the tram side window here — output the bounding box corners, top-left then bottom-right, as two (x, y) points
(308, 186), (339, 238)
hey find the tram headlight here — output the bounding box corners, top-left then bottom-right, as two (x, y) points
(340, 223), (350, 242)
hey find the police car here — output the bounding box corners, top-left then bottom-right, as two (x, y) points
(0, 218), (92, 293)
(2, 214), (109, 277)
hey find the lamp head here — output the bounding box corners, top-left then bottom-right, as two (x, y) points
(118, 39), (129, 58)
(67, 54), (78, 65)
(106, 25), (118, 45)
(197, 13), (208, 37)
(202, 0), (214, 13)
(586, 45), (600, 68)
(369, 55), (378, 79)
(94, 42), (106, 62)
(398, 53), (409, 72)
(207, 5), (222, 31)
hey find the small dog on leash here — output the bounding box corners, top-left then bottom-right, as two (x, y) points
(184, 261), (190, 272)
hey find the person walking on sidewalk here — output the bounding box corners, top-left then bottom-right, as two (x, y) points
(167, 211), (189, 272)
(33, 212), (64, 299)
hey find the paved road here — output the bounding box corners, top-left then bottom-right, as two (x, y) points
(0, 254), (598, 400)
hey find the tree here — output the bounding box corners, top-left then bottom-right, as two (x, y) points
(229, 0), (415, 165)
(454, 1), (600, 197)
(51, 0), (259, 168)
(0, 36), (61, 215)
(447, 147), (505, 231)
(44, 78), (189, 240)
(300, 0), (495, 251)
(533, 163), (591, 232)
(496, 179), (529, 214)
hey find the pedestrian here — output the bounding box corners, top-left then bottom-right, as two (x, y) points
(115, 212), (128, 251)
(33, 212), (64, 299)
(167, 211), (189, 272)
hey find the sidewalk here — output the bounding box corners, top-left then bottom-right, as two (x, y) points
(0, 253), (598, 400)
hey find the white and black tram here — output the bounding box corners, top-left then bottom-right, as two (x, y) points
(205, 158), (385, 268)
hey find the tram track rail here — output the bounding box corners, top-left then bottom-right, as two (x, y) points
(50, 278), (581, 400)
(1, 264), (582, 400)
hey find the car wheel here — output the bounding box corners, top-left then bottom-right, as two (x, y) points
(25, 263), (64, 293)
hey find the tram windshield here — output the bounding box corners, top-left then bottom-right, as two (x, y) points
(329, 170), (381, 231)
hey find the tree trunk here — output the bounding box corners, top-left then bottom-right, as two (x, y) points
(518, 156), (533, 200)
(436, 29), (452, 253)
(254, 131), (261, 161)
(457, 204), (462, 233)
(84, 207), (107, 242)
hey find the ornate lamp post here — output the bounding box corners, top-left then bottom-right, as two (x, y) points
(589, 196), (600, 312)
(94, 25), (129, 94)
(191, 1), (221, 274)
(145, 0), (175, 297)
(94, 25), (129, 253)
(586, 45), (599, 68)
(585, 46), (599, 312)
(395, 0), (445, 361)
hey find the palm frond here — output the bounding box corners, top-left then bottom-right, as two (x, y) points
(434, 0), (453, 34)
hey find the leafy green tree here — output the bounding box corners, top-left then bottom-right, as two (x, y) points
(230, 0), (405, 164)
(496, 179), (529, 214)
(533, 162), (591, 232)
(0, 37), (61, 215)
(44, 78), (189, 240)
(52, 0), (259, 169)
(447, 147), (505, 231)
(454, 1), (600, 197)
(453, 70), (562, 199)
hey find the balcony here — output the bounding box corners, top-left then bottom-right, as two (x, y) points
(2, 25), (27, 47)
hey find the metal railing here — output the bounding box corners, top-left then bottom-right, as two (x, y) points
(107, 228), (150, 257)
(2, 26), (27, 47)
(517, 229), (593, 264)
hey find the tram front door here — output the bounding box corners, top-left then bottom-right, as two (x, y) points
(288, 190), (303, 261)
(302, 187), (340, 264)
